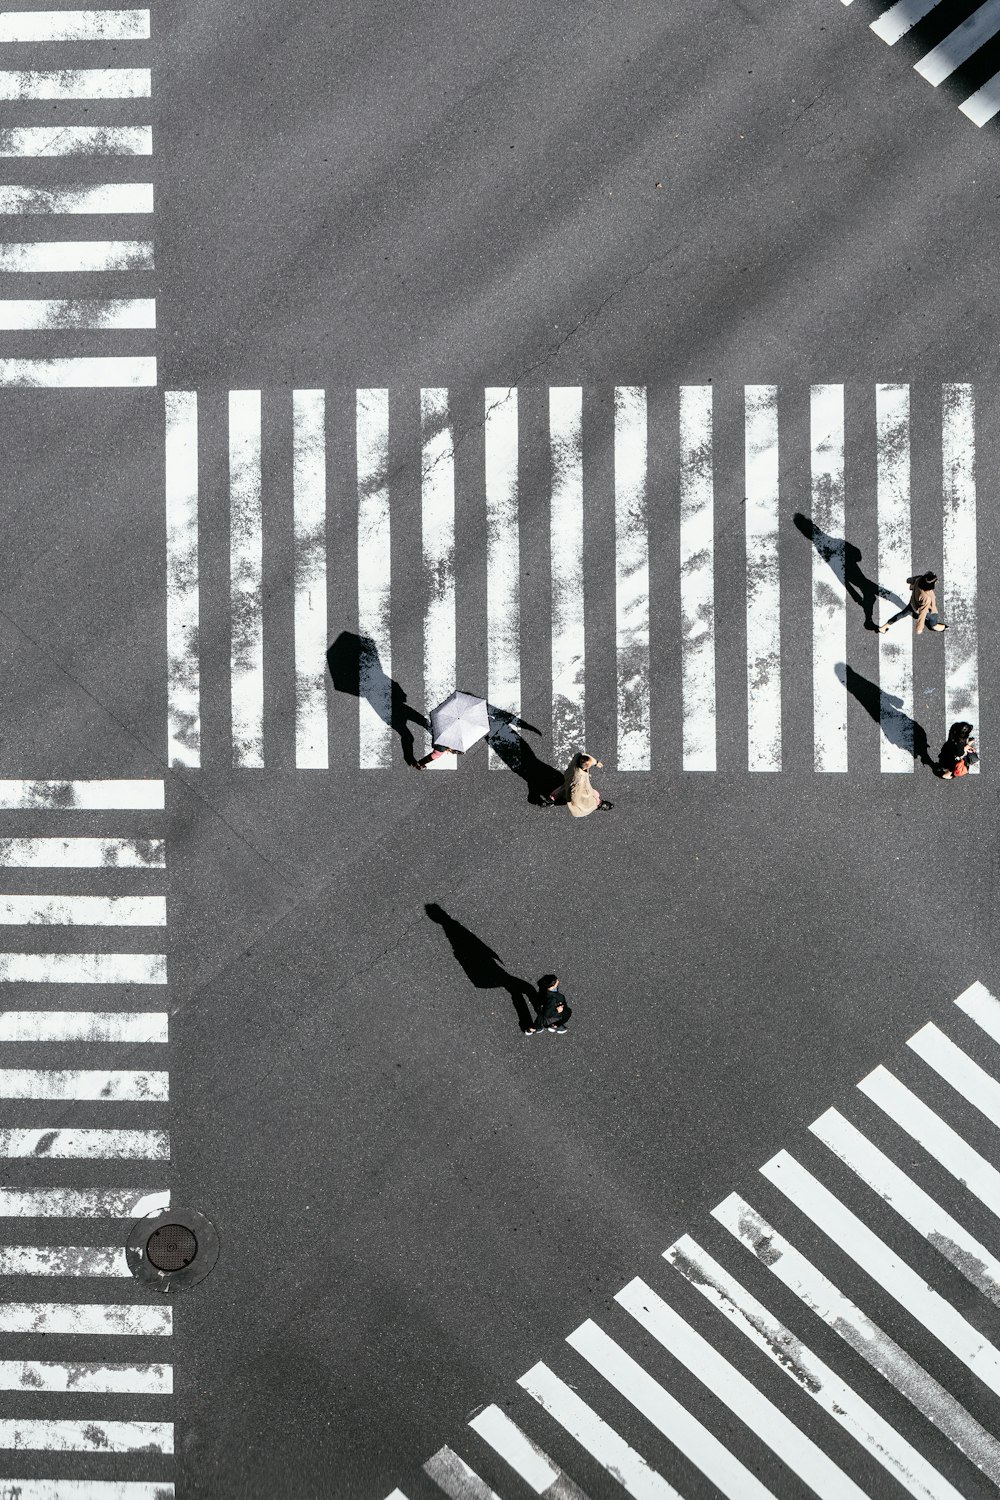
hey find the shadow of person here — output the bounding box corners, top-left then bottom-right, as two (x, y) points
(487, 707), (562, 804)
(835, 662), (935, 769)
(794, 513), (900, 630)
(425, 902), (538, 1032)
(326, 631), (429, 766)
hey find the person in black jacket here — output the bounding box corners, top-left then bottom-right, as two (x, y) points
(939, 721), (978, 779)
(526, 975), (572, 1035)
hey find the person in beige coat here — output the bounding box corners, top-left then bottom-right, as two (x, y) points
(878, 572), (948, 634)
(547, 752), (613, 816)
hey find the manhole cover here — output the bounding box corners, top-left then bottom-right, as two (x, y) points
(127, 1207), (219, 1291)
(146, 1223), (197, 1271)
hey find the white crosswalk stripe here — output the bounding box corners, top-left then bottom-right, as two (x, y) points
(166, 385), (983, 777)
(385, 980), (1000, 1500)
(846, 1), (1000, 127)
(0, 11), (155, 383)
(0, 779), (174, 1497)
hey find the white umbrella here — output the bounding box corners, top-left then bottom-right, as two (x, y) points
(429, 691), (491, 753)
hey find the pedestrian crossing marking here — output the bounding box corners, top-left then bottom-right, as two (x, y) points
(388, 979), (1000, 1500)
(0, 782), (173, 1497)
(844, 1), (1000, 127)
(0, 14), (156, 385)
(165, 386), (982, 776)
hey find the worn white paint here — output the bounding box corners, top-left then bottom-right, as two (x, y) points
(0, 125), (151, 156)
(0, 69), (150, 99)
(859, 1065), (1000, 1216)
(0, 894), (165, 925)
(761, 1150), (1000, 1398)
(915, 1), (1000, 84)
(615, 386), (650, 770)
(811, 385), (848, 771)
(0, 1360), (171, 1393)
(424, 1446), (501, 1500)
(0, 184), (153, 215)
(357, 389), (392, 768)
(485, 388), (520, 768)
(618, 1277), (867, 1500)
(421, 388), (456, 768)
(745, 386), (781, 771)
(0, 953), (166, 983)
(0, 837), (164, 867)
(960, 71), (1000, 126)
(0, 357), (156, 387)
(0, 1486), (174, 1500)
(0, 1419), (172, 1452)
(0, 1012), (167, 1042)
(680, 384), (715, 772)
(942, 384), (979, 768)
(568, 1318), (776, 1500)
(293, 389), (328, 769)
(230, 390), (264, 768)
(0, 241), (152, 272)
(0, 297), (155, 329)
(909, 1022), (1000, 1124)
(0, 781), (163, 810)
(0, 1246), (130, 1275)
(956, 979), (1000, 1044)
(812, 1108), (1000, 1307)
(0, 1070), (168, 1101)
(165, 389), (200, 767)
(0, 10), (150, 41)
(0, 1128), (169, 1158)
(468, 1405), (558, 1493)
(871, 0), (940, 44)
(0, 1188), (168, 1216)
(520, 1360), (680, 1500)
(550, 388), (585, 763)
(877, 384), (913, 771)
(0, 1303), (171, 1335)
(714, 1191), (1000, 1487)
(668, 1233), (965, 1500)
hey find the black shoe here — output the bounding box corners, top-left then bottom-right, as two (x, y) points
(598, 800), (614, 811)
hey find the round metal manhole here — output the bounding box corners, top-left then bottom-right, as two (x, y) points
(146, 1223), (198, 1272)
(127, 1207), (219, 1292)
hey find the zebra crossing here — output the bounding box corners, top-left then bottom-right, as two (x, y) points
(165, 384), (981, 776)
(0, 7), (156, 387)
(0, 778), (174, 1499)
(386, 979), (1000, 1500)
(842, 0), (1000, 127)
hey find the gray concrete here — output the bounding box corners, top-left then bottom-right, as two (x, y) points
(0, 0), (998, 1496)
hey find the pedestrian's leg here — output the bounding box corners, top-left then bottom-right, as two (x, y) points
(878, 605), (913, 633)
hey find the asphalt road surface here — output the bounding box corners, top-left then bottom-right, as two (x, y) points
(1, 2), (1000, 1498)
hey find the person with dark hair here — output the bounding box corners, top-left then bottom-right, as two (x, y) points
(878, 571), (947, 635)
(525, 975), (572, 1035)
(547, 751), (613, 815)
(939, 722), (978, 779)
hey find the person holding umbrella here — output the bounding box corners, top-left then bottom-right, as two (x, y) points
(414, 691), (491, 768)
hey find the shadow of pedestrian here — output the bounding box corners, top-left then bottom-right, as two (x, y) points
(487, 707), (562, 805)
(425, 902), (538, 1032)
(794, 513), (900, 630)
(326, 631), (429, 766)
(835, 662), (935, 770)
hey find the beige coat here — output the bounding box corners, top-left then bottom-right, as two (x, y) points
(907, 576), (938, 633)
(559, 755), (600, 818)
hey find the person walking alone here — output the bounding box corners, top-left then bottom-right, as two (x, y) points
(525, 975), (572, 1034)
(939, 722), (978, 779)
(547, 752), (613, 815)
(878, 572), (948, 635)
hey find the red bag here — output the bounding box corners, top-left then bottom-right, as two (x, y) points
(953, 758), (969, 777)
